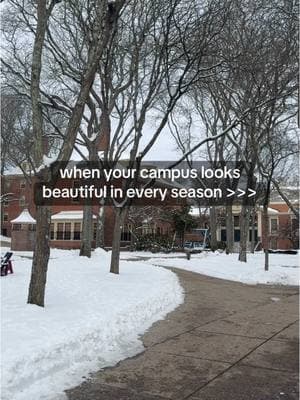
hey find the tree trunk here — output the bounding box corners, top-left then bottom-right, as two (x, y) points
(182, 221), (186, 248)
(26, 1), (122, 307)
(225, 204), (234, 254)
(251, 206), (256, 253)
(27, 205), (51, 307)
(30, 0), (50, 165)
(271, 178), (299, 221)
(80, 205), (93, 257)
(263, 204), (269, 271)
(262, 178), (272, 271)
(95, 202), (105, 248)
(110, 208), (125, 274)
(238, 204), (250, 262)
(27, 1), (53, 308)
(210, 206), (217, 251)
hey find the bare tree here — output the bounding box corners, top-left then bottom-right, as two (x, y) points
(168, 0), (298, 264)
(2, 0), (126, 306)
(102, 0), (233, 273)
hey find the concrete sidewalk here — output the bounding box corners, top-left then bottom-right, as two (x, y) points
(66, 267), (299, 400)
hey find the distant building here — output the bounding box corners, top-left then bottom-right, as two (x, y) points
(1, 170), (180, 250)
(215, 191), (299, 251)
(188, 191), (299, 251)
(1, 169), (298, 251)
(259, 188), (299, 250)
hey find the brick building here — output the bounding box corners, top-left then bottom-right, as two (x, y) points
(10, 208), (36, 251)
(1, 171), (298, 251)
(1, 171), (175, 249)
(215, 194), (299, 251)
(259, 196), (299, 250)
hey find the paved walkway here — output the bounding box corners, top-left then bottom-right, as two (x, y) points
(66, 267), (299, 400)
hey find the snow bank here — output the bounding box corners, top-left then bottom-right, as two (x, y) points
(1, 248), (183, 400)
(144, 251), (299, 286)
(0, 235), (11, 243)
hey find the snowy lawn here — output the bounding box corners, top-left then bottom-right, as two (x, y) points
(120, 251), (186, 259)
(142, 251), (299, 286)
(0, 235), (11, 244)
(1, 248), (183, 400)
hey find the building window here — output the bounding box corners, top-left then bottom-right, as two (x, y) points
(54, 223), (72, 240)
(50, 223), (54, 240)
(233, 216), (240, 227)
(29, 224), (36, 231)
(12, 223), (21, 231)
(234, 229), (240, 242)
(73, 222), (81, 240)
(20, 180), (26, 189)
(121, 224), (132, 242)
(221, 229), (227, 242)
(3, 199), (9, 207)
(3, 214), (9, 222)
(270, 218), (278, 233)
(57, 223), (64, 240)
(249, 229), (258, 242)
(64, 223), (71, 240)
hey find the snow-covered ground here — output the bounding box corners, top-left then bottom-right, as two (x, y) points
(1, 247), (298, 400)
(0, 234), (11, 243)
(120, 251), (185, 259)
(1, 249), (183, 400)
(142, 251), (299, 286)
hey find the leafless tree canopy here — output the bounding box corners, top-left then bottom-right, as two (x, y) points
(1, 0), (298, 303)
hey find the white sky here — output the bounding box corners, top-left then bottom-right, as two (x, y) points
(142, 128), (180, 161)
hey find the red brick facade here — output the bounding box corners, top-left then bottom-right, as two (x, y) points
(1, 174), (298, 251)
(2, 175), (35, 237)
(1, 174), (117, 248)
(1, 174), (173, 249)
(11, 228), (36, 251)
(261, 203), (299, 250)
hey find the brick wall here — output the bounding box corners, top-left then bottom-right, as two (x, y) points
(1, 175), (36, 236)
(261, 203), (299, 250)
(2, 174), (184, 249)
(11, 229), (36, 251)
(50, 240), (95, 250)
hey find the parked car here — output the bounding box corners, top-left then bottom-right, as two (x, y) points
(184, 241), (206, 253)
